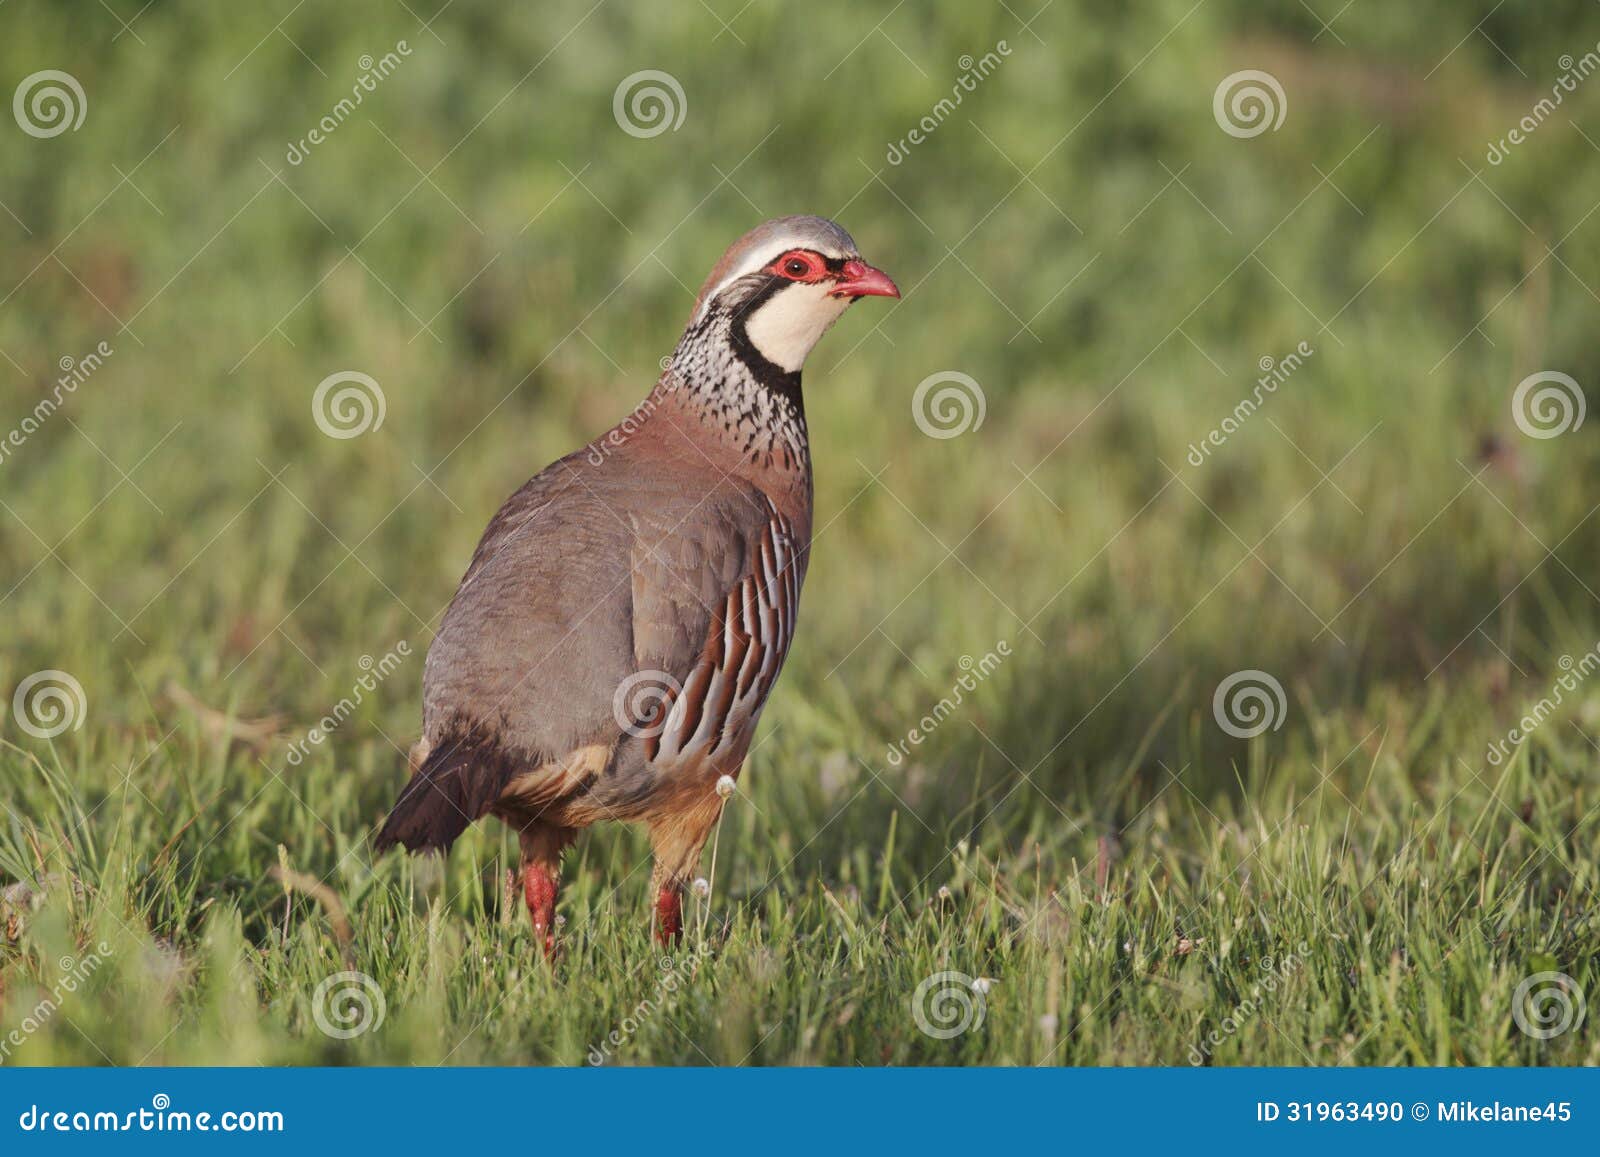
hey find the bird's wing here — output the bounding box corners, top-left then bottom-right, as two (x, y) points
(421, 452), (785, 780)
(622, 474), (804, 769)
(422, 450), (638, 760)
(383, 449), (799, 853)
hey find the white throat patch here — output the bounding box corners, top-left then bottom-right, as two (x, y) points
(743, 283), (852, 372)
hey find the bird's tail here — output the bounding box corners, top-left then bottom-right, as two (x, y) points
(374, 736), (502, 855)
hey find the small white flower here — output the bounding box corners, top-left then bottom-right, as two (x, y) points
(691, 877), (710, 897)
(971, 976), (996, 995)
(715, 774), (737, 798)
(937, 885), (953, 901)
(1038, 1013), (1060, 1034)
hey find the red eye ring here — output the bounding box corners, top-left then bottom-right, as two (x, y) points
(772, 250), (824, 282)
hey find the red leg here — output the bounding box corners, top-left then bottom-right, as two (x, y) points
(648, 807), (718, 946)
(523, 859), (560, 957)
(654, 883), (683, 945)
(517, 824), (574, 958)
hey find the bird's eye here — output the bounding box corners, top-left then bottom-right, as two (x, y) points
(784, 258), (810, 277)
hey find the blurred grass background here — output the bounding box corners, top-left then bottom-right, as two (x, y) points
(1, 0), (1598, 1064)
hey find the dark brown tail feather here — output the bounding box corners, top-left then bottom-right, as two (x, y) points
(374, 736), (508, 854)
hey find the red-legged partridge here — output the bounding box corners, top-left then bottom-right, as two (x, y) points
(375, 216), (898, 949)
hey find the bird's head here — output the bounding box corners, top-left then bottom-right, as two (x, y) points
(688, 214), (899, 375)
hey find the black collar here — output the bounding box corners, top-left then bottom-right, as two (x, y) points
(727, 279), (805, 410)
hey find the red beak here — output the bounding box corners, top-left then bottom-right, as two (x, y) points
(832, 259), (900, 299)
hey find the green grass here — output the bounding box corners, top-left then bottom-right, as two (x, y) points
(2, 0), (1599, 1065)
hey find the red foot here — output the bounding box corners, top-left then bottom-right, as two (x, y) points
(655, 884), (683, 944)
(524, 862), (560, 957)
